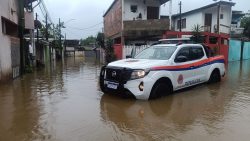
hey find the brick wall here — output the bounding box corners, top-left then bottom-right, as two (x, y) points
(104, 0), (122, 38)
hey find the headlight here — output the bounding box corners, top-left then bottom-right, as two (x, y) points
(130, 69), (150, 80)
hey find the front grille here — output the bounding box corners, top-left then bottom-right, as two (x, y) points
(105, 67), (132, 83)
(106, 68), (122, 82)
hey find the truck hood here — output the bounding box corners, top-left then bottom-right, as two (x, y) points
(107, 59), (170, 69)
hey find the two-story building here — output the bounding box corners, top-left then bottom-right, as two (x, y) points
(103, 0), (170, 46)
(0, 0), (36, 82)
(172, 1), (235, 34)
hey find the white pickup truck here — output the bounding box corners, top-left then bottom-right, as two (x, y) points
(100, 43), (225, 100)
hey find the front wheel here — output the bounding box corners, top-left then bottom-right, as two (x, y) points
(149, 81), (172, 100)
(208, 69), (221, 83)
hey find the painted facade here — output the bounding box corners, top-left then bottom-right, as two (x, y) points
(104, 0), (170, 45)
(172, 1), (235, 34)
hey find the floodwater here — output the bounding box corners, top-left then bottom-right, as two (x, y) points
(1, 57), (250, 141)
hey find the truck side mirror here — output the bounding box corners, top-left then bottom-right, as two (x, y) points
(175, 55), (188, 63)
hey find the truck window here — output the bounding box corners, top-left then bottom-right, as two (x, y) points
(175, 48), (190, 62)
(190, 47), (204, 60)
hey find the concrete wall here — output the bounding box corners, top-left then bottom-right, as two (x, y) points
(123, 0), (160, 21)
(0, 0), (19, 81)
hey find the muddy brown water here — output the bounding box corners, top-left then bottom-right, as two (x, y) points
(0, 57), (250, 141)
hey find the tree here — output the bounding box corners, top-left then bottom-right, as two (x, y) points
(105, 39), (116, 63)
(191, 24), (203, 43)
(241, 13), (250, 39)
(80, 36), (96, 46)
(96, 32), (105, 48)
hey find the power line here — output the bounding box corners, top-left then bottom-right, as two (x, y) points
(66, 22), (103, 31)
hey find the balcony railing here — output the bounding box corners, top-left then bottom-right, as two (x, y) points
(123, 19), (169, 31)
(123, 19), (169, 37)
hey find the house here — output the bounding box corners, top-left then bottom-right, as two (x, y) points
(103, 0), (171, 46)
(231, 11), (245, 35)
(0, 0), (36, 82)
(172, 1), (235, 34)
(0, 0), (21, 82)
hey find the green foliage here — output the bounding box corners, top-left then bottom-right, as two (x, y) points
(96, 32), (105, 48)
(191, 24), (203, 43)
(105, 39), (116, 63)
(241, 14), (250, 38)
(40, 23), (54, 39)
(80, 36), (96, 46)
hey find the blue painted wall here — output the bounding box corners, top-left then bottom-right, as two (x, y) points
(229, 40), (242, 62)
(243, 42), (250, 60)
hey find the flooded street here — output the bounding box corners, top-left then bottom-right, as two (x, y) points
(1, 57), (250, 141)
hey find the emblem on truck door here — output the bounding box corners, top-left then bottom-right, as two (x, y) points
(112, 71), (117, 77)
(178, 74), (184, 84)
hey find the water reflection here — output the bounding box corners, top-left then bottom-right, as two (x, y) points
(100, 82), (226, 140)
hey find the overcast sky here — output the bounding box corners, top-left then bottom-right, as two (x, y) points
(37, 0), (249, 39)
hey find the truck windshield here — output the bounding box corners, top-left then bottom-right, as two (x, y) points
(135, 46), (177, 60)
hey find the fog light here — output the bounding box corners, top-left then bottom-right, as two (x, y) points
(139, 82), (144, 91)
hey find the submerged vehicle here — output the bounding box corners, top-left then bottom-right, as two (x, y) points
(100, 43), (225, 100)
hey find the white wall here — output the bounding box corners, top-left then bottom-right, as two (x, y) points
(203, 5), (232, 34)
(123, 0), (160, 21)
(219, 5), (232, 34)
(173, 5), (232, 34)
(174, 12), (203, 32)
(0, 0), (18, 80)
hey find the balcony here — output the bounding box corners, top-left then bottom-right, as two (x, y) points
(123, 19), (169, 38)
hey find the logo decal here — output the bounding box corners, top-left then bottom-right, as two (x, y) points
(178, 74), (184, 84)
(112, 71), (117, 77)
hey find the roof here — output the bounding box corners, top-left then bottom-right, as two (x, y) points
(172, 1), (235, 18)
(103, 0), (170, 17)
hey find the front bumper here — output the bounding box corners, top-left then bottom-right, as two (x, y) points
(99, 66), (153, 100)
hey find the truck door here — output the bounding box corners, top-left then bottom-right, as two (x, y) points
(173, 47), (193, 89)
(189, 46), (207, 82)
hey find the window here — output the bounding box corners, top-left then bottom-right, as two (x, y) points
(182, 19), (186, 28)
(135, 46), (177, 60)
(190, 47), (204, 60)
(1, 17), (18, 37)
(177, 18), (186, 29)
(175, 48), (190, 62)
(220, 14), (224, 19)
(131, 5), (138, 13)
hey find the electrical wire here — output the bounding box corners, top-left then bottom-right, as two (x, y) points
(66, 22), (103, 31)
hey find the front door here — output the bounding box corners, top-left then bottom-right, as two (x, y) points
(147, 7), (159, 19)
(204, 13), (212, 32)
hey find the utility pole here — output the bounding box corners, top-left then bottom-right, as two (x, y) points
(179, 1), (182, 32)
(18, 0), (25, 74)
(217, 3), (221, 34)
(45, 14), (48, 41)
(169, 0), (172, 30)
(36, 13), (39, 44)
(59, 18), (62, 57)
